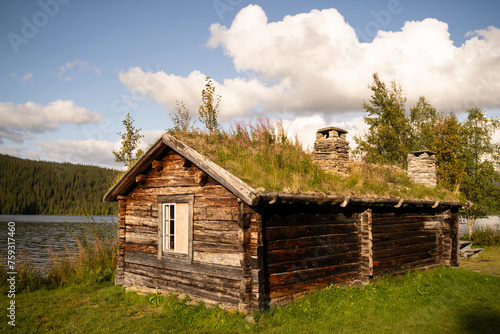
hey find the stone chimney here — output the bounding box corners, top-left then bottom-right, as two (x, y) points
(312, 126), (350, 175)
(407, 151), (437, 188)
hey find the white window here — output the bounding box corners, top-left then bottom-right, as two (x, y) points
(157, 194), (193, 262)
(162, 203), (176, 251)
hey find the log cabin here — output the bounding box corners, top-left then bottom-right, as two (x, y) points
(103, 127), (465, 312)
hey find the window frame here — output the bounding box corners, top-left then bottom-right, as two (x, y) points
(157, 193), (194, 263)
(162, 203), (176, 252)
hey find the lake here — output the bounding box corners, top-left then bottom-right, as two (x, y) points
(0, 215), (117, 271)
(0, 214), (498, 271)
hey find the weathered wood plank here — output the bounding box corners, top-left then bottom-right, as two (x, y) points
(269, 263), (359, 287)
(371, 214), (448, 225)
(125, 231), (157, 246)
(193, 229), (240, 244)
(373, 242), (437, 260)
(265, 213), (357, 227)
(373, 235), (437, 250)
(267, 242), (359, 264)
(125, 250), (243, 280)
(373, 250), (437, 268)
(266, 224), (358, 241)
(269, 272), (359, 299)
(124, 215), (157, 227)
(194, 196), (239, 208)
(193, 251), (243, 267)
(126, 263), (240, 297)
(373, 257), (439, 276)
(193, 207), (239, 221)
(194, 220), (240, 232)
(372, 230), (436, 243)
(123, 271), (240, 306)
(124, 243), (157, 254)
(193, 241), (241, 253)
(372, 222), (425, 233)
(266, 251), (360, 275)
(266, 232), (358, 251)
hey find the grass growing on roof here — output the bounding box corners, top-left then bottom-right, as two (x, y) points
(170, 119), (460, 201)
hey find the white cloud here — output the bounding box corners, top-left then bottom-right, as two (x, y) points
(120, 5), (500, 118)
(281, 115), (369, 151)
(31, 129), (165, 168)
(139, 130), (165, 150)
(54, 59), (101, 81)
(0, 100), (102, 143)
(33, 138), (119, 168)
(18, 72), (33, 83)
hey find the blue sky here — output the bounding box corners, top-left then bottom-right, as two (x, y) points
(1, 0), (500, 168)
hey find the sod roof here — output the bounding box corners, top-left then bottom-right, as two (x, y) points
(105, 127), (465, 208)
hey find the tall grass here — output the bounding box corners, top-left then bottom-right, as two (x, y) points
(171, 119), (459, 201)
(0, 217), (118, 294)
(47, 217), (118, 286)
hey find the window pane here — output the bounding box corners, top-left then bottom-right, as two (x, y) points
(170, 219), (175, 235)
(170, 236), (174, 249)
(170, 205), (175, 219)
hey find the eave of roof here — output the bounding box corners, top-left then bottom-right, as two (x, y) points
(258, 191), (468, 209)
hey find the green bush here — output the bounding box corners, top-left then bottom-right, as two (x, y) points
(461, 226), (500, 246)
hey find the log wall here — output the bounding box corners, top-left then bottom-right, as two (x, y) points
(259, 205), (459, 306)
(263, 211), (361, 305)
(120, 151), (248, 308)
(370, 209), (456, 276)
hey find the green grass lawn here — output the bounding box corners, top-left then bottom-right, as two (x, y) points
(2, 255), (500, 333)
(460, 246), (500, 277)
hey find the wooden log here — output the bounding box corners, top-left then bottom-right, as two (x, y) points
(373, 250), (436, 268)
(125, 231), (157, 246)
(373, 257), (439, 276)
(193, 251), (243, 267)
(372, 222), (425, 233)
(193, 241), (241, 253)
(266, 224), (358, 241)
(123, 272), (240, 306)
(266, 251), (360, 275)
(373, 241), (437, 260)
(136, 174), (147, 184)
(124, 215), (157, 228)
(359, 209), (373, 279)
(125, 250), (243, 280)
(195, 170), (208, 186)
(372, 235), (436, 250)
(267, 242), (359, 264)
(372, 230), (435, 243)
(266, 232), (358, 251)
(152, 160), (163, 171)
(193, 207), (239, 221)
(144, 174), (200, 188)
(265, 213), (357, 227)
(193, 228), (240, 244)
(123, 243), (157, 254)
(371, 214), (447, 225)
(194, 220), (240, 232)
(269, 272), (359, 299)
(269, 263), (358, 287)
(127, 263), (240, 297)
(194, 196), (239, 208)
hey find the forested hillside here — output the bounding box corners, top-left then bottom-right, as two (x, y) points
(0, 154), (121, 215)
